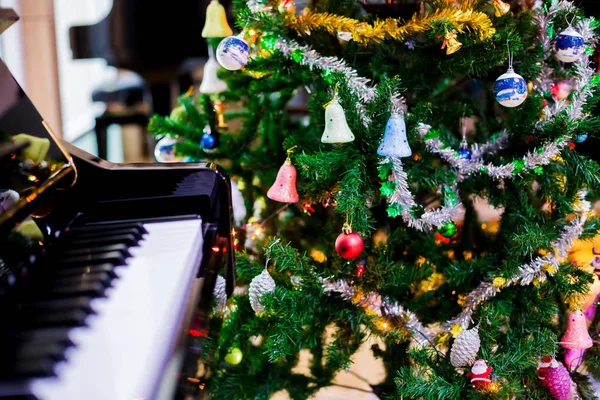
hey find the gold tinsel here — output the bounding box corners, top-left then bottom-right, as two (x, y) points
(285, 6), (496, 46)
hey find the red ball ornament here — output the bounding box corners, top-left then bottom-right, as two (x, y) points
(335, 223), (364, 260)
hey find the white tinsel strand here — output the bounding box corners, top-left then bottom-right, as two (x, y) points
(247, 0), (272, 13)
(385, 156), (462, 231)
(416, 123), (568, 181)
(321, 278), (433, 345)
(275, 40), (375, 127)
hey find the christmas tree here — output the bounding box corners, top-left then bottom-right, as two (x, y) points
(149, 0), (600, 398)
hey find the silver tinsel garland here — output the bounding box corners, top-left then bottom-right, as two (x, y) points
(275, 40), (376, 127)
(416, 123), (567, 181)
(321, 278), (432, 346)
(386, 156), (462, 231)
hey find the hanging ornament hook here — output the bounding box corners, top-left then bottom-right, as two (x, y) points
(285, 145), (298, 164)
(566, 13), (577, 28)
(506, 39), (514, 71)
(323, 82), (340, 108)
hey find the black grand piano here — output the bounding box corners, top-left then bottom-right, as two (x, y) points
(0, 9), (233, 400)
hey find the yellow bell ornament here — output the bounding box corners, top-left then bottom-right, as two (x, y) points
(441, 30), (462, 55)
(493, 0), (510, 17)
(202, 0), (233, 38)
(321, 90), (355, 144)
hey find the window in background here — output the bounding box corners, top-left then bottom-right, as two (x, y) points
(0, 0), (26, 88)
(53, 0), (117, 142)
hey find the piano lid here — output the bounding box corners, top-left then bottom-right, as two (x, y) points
(0, 54), (75, 234)
(0, 8), (18, 36)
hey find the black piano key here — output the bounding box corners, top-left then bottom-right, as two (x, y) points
(64, 227), (146, 241)
(58, 250), (128, 267)
(68, 234), (139, 249)
(66, 222), (147, 235)
(18, 297), (94, 314)
(53, 263), (119, 278)
(0, 358), (57, 378)
(52, 271), (113, 288)
(15, 282), (106, 300)
(62, 243), (131, 258)
(13, 343), (67, 362)
(4, 328), (74, 346)
(46, 282), (106, 298)
(22, 310), (89, 328)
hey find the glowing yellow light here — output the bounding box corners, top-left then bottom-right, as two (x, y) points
(28, 175), (39, 182)
(542, 264), (557, 274)
(492, 277), (507, 289)
(450, 324), (463, 338)
(481, 223), (487, 230)
(187, 377), (200, 383)
(382, 322), (389, 329)
(310, 249), (327, 263)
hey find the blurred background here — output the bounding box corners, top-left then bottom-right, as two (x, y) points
(0, 0), (597, 164)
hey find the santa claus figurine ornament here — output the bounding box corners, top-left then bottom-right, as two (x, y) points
(537, 356), (553, 386)
(466, 359), (493, 390)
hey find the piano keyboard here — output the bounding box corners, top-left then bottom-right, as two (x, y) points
(0, 218), (205, 400)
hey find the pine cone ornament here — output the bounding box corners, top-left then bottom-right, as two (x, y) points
(450, 326), (481, 367)
(249, 268), (276, 313)
(545, 359), (573, 400)
(213, 275), (227, 315)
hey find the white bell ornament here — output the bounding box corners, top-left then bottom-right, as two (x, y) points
(200, 48), (228, 94)
(321, 95), (355, 144)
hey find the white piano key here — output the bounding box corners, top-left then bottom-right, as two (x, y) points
(27, 218), (204, 400)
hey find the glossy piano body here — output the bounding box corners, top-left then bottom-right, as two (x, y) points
(0, 8), (233, 399)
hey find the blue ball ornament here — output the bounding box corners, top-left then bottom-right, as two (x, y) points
(216, 35), (250, 71)
(201, 133), (217, 150)
(458, 147), (472, 160)
(575, 133), (588, 143)
(494, 67), (528, 108)
(555, 27), (585, 63)
(154, 135), (182, 163)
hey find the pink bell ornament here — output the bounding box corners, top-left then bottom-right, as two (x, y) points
(267, 147), (299, 203)
(545, 358), (574, 400)
(377, 112), (411, 158)
(560, 310), (593, 349)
